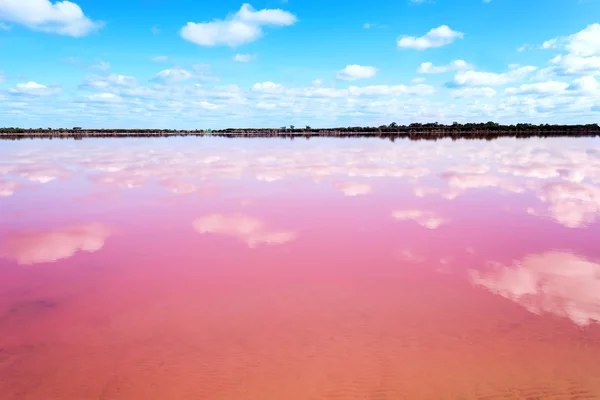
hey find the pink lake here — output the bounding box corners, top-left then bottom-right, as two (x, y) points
(1, 137), (600, 400)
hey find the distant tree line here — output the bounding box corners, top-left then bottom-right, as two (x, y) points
(1, 122), (599, 141)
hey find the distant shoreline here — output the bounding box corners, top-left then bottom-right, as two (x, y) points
(1, 123), (599, 140)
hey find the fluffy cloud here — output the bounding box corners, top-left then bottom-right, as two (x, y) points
(152, 68), (193, 84)
(397, 25), (463, 50)
(392, 209), (448, 229)
(0, 223), (112, 265)
(80, 92), (124, 104)
(563, 23), (600, 57)
(336, 65), (378, 81)
(233, 53), (257, 62)
(0, 0), (102, 37)
(540, 24), (600, 77)
(451, 66), (537, 87)
(80, 74), (138, 91)
(252, 81), (285, 94)
(151, 66), (219, 84)
(89, 59), (110, 71)
(504, 81), (569, 96)
(417, 60), (472, 74)
(550, 54), (600, 76)
(180, 3), (296, 47)
(347, 84), (434, 96)
(568, 76), (600, 93)
(8, 81), (60, 96)
(193, 213), (296, 248)
(451, 87), (497, 98)
(470, 251), (600, 326)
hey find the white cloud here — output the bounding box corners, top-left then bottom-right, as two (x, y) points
(397, 25), (464, 50)
(417, 59), (472, 74)
(89, 59), (110, 71)
(451, 66), (537, 87)
(363, 23), (370, 29)
(151, 66), (219, 84)
(347, 84), (434, 96)
(550, 54), (600, 76)
(233, 53), (257, 62)
(180, 3), (296, 47)
(568, 76), (599, 93)
(82, 92), (124, 103)
(256, 101), (276, 109)
(152, 56), (169, 63)
(470, 251), (600, 326)
(504, 81), (569, 96)
(152, 68), (193, 84)
(392, 209), (448, 229)
(79, 74), (139, 92)
(564, 23), (600, 57)
(252, 81), (284, 94)
(0, 0), (102, 37)
(540, 24), (600, 77)
(336, 65), (378, 81)
(451, 87), (497, 98)
(8, 81), (59, 96)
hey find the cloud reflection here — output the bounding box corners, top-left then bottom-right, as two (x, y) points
(470, 251), (600, 326)
(0, 223), (112, 265)
(533, 182), (600, 228)
(193, 213), (296, 248)
(334, 181), (373, 196)
(392, 209), (448, 229)
(0, 180), (19, 196)
(159, 179), (201, 194)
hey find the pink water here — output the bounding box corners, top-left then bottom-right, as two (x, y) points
(1, 137), (600, 399)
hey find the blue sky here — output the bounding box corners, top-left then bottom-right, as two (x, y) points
(1, 0), (600, 129)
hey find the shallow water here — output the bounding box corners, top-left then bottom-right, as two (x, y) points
(1, 137), (600, 400)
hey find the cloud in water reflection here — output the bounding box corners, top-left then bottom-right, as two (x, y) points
(193, 214), (296, 248)
(392, 209), (448, 229)
(0, 223), (112, 265)
(334, 181), (373, 196)
(0, 180), (19, 196)
(470, 251), (600, 326)
(533, 182), (600, 228)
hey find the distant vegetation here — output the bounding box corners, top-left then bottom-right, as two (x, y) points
(1, 122), (599, 141)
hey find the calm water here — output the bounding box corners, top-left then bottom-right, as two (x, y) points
(1, 137), (600, 400)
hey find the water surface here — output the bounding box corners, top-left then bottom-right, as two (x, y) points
(1, 137), (600, 399)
